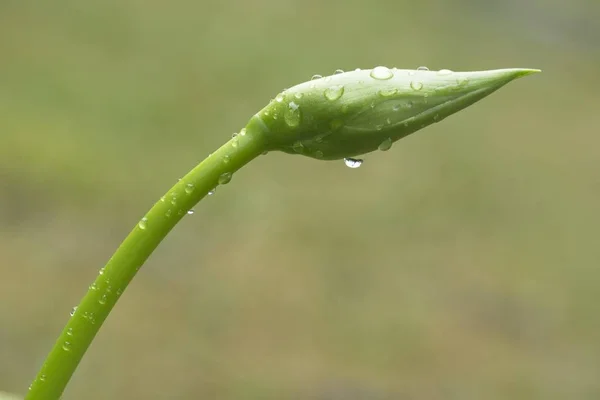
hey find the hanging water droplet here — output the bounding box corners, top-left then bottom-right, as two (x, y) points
(284, 101), (301, 128)
(66, 327), (73, 336)
(334, 69), (344, 74)
(218, 172), (232, 185)
(410, 81), (423, 91)
(324, 85), (344, 101)
(292, 141), (304, 153)
(208, 188), (216, 196)
(378, 138), (393, 151)
(294, 92), (303, 99)
(138, 217), (148, 230)
(62, 341), (72, 352)
(344, 158), (363, 168)
(437, 69), (453, 75)
(99, 294), (107, 305)
(311, 74), (322, 80)
(222, 155), (230, 164)
(187, 209), (195, 215)
(185, 183), (195, 194)
(370, 66), (393, 80)
(378, 88), (398, 97)
(70, 306), (78, 316)
(417, 66), (429, 71)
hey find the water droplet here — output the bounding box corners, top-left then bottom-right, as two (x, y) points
(39, 375), (46, 382)
(417, 66), (429, 71)
(386, 118), (392, 125)
(218, 172), (232, 185)
(375, 124), (384, 131)
(138, 217), (148, 230)
(66, 327), (73, 336)
(165, 209), (172, 217)
(284, 101), (301, 128)
(378, 88), (398, 97)
(314, 150), (324, 159)
(62, 341), (72, 352)
(105, 285), (112, 293)
(231, 137), (239, 148)
(170, 195), (177, 205)
(208, 188), (216, 196)
(334, 69), (344, 74)
(311, 74), (322, 80)
(324, 85), (344, 101)
(275, 93), (284, 102)
(438, 69), (453, 75)
(116, 288), (123, 296)
(99, 294), (107, 305)
(232, 132), (238, 138)
(187, 209), (194, 215)
(378, 138), (393, 151)
(344, 158), (363, 168)
(370, 66), (393, 80)
(272, 113), (278, 120)
(98, 268), (105, 275)
(160, 196), (166, 203)
(222, 155), (231, 164)
(330, 119), (343, 131)
(355, 68), (362, 72)
(70, 306), (77, 316)
(185, 183), (195, 194)
(89, 283), (97, 291)
(410, 81), (423, 91)
(292, 141), (304, 153)
(239, 128), (247, 136)
(294, 92), (303, 99)
(456, 77), (469, 86)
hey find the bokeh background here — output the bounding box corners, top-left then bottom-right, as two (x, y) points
(1, 1), (599, 399)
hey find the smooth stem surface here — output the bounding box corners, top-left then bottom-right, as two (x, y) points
(25, 117), (269, 400)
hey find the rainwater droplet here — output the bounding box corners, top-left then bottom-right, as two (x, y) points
(62, 342), (72, 352)
(378, 88), (398, 97)
(292, 141), (304, 153)
(232, 132), (238, 138)
(456, 77), (469, 86)
(334, 69), (344, 74)
(99, 268), (105, 275)
(324, 85), (344, 101)
(284, 101), (301, 128)
(275, 93), (284, 102)
(239, 128), (247, 136)
(344, 158), (363, 168)
(165, 209), (172, 217)
(378, 138), (393, 151)
(187, 209), (195, 215)
(222, 155), (230, 164)
(417, 66), (429, 71)
(218, 172), (232, 185)
(231, 137), (239, 148)
(370, 66), (393, 80)
(294, 92), (303, 99)
(70, 306), (77, 316)
(66, 328), (73, 336)
(138, 217), (147, 230)
(99, 294), (107, 305)
(185, 183), (195, 194)
(116, 288), (123, 296)
(39, 375), (46, 382)
(89, 283), (97, 291)
(410, 81), (423, 91)
(437, 69), (453, 75)
(208, 188), (216, 196)
(311, 74), (322, 80)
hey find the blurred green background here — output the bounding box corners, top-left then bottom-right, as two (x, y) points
(1, 0), (599, 399)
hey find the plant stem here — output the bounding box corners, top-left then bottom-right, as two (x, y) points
(25, 116), (269, 400)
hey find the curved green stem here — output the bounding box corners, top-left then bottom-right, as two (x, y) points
(25, 116), (269, 400)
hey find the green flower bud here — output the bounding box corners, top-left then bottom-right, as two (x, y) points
(253, 66), (540, 160)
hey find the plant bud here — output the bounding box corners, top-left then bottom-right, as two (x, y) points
(253, 66), (540, 160)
